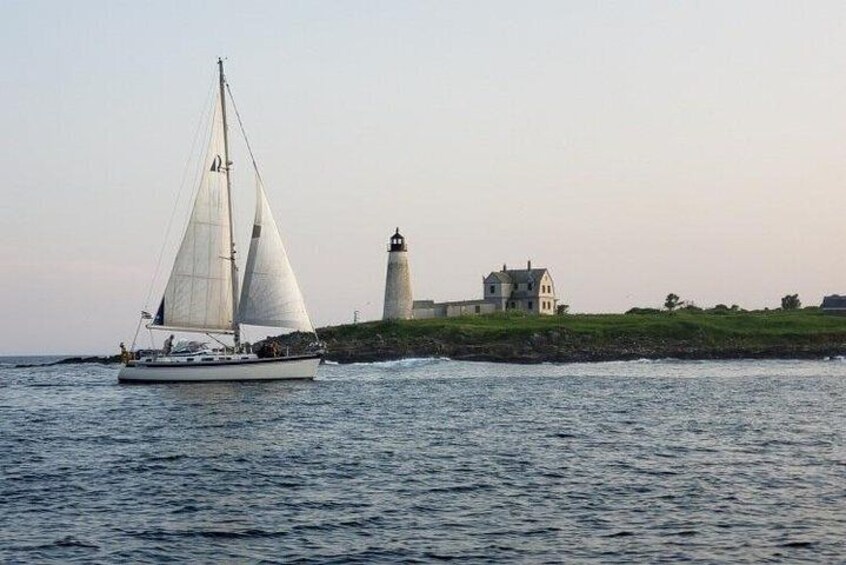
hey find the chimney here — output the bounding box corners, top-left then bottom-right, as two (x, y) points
(502, 263), (507, 272)
(527, 260), (532, 270)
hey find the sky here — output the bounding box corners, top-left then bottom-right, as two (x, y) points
(2, 1), (846, 354)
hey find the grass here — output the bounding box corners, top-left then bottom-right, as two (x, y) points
(320, 308), (846, 343)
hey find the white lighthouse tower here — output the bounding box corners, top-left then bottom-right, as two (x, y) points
(383, 228), (413, 320)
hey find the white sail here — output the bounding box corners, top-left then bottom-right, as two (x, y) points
(238, 178), (314, 332)
(153, 95), (235, 332)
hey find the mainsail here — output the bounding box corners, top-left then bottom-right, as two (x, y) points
(238, 178), (314, 332)
(152, 93), (235, 333)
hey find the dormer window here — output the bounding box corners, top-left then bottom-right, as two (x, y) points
(489, 285), (495, 295)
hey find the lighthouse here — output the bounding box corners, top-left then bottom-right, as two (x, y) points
(383, 228), (413, 320)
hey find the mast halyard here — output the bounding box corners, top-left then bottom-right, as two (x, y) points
(218, 57), (241, 350)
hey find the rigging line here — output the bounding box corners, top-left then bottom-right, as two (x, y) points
(129, 315), (144, 353)
(141, 69), (218, 312)
(224, 81), (264, 184)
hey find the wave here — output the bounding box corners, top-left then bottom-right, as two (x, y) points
(351, 357), (451, 369)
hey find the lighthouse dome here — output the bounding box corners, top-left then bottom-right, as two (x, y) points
(389, 228), (407, 252)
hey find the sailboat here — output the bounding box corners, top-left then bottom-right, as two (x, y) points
(118, 59), (322, 383)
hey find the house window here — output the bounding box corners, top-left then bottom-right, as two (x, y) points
(528, 301), (533, 310)
(475, 305), (480, 314)
(509, 301), (515, 308)
(489, 285), (495, 295)
(528, 282), (533, 291)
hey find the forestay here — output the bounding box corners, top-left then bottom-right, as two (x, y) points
(152, 95), (235, 332)
(238, 178), (313, 332)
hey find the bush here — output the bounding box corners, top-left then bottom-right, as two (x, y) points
(626, 307), (663, 315)
(708, 304), (731, 315)
(781, 294), (801, 310)
(665, 293), (680, 311)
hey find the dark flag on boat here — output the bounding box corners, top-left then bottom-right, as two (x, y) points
(210, 155), (223, 172)
(140, 311), (152, 319)
(152, 300), (165, 326)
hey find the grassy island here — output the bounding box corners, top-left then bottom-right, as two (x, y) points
(313, 309), (846, 364)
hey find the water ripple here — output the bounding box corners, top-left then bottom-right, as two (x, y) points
(1, 359), (845, 562)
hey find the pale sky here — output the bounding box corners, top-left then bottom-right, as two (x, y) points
(3, 1), (846, 355)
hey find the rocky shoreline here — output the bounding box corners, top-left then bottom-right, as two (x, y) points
(13, 355), (122, 368)
(316, 333), (846, 364)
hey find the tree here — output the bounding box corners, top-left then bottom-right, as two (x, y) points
(664, 293), (680, 311)
(781, 294), (801, 310)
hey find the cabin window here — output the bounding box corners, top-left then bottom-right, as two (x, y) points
(489, 285), (495, 294)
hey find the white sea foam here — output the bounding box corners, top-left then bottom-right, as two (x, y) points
(351, 357), (451, 369)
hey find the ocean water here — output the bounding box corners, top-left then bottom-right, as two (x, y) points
(1, 358), (844, 563)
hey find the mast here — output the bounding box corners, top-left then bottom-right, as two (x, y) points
(218, 58), (241, 350)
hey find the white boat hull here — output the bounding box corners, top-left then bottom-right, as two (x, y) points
(118, 354), (321, 383)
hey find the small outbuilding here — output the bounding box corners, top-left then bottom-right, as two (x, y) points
(821, 295), (846, 315)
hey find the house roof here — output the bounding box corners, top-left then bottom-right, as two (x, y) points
(504, 268), (549, 284)
(439, 299), (490, 307)
(822, 295), (846, 309)
(484, 268), (550, 285)
(485, 271), (513, 283)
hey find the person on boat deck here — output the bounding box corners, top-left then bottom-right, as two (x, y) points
(119, 342), (129, 364)
(163, 334), (174, 356)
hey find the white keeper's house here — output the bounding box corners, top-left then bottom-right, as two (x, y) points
(412, 261), (558, 319)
